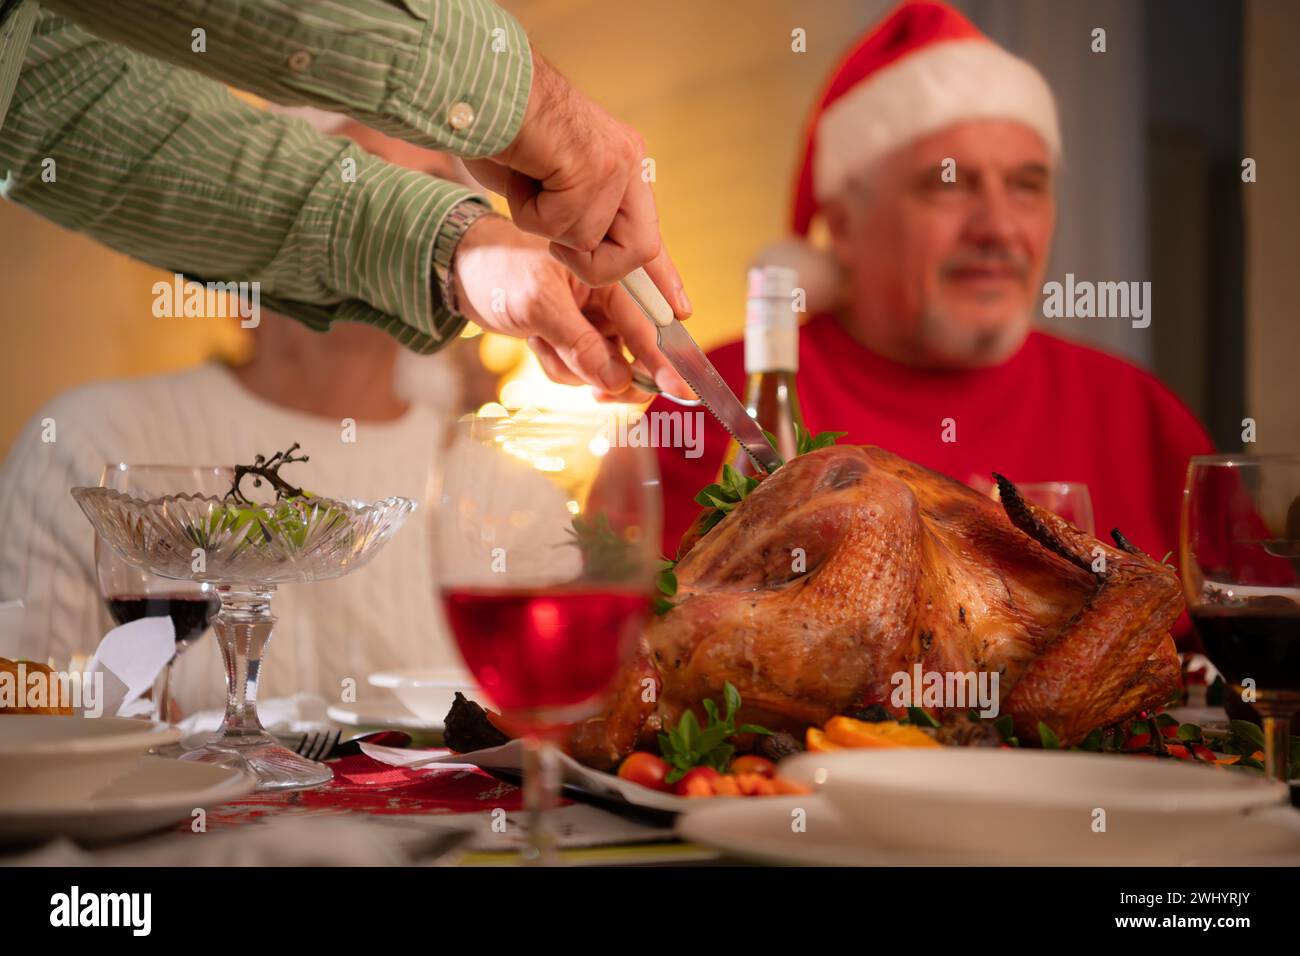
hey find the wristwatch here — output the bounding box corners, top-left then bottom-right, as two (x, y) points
(432, 198), (497, 318)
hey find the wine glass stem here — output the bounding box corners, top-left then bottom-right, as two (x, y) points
(213, 586), (276, 739)
(522, 734), (560, 866)
(1261, 714), (1292, 785)
(151, 658), (174, 725)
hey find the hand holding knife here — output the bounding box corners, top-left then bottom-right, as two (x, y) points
(619, 269), (784, 474)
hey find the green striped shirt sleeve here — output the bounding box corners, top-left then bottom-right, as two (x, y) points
(0, 0), (533, 353)
(38, 0), (532, 157)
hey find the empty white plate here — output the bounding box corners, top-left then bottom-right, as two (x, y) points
(0, 715), (182, 808)
(327, 700), (446, 734)
(780, 748), (1289, 863)
(366, 668), (478, 727)
(0, 755), (255, 844)
(677, 792), (1300, 866)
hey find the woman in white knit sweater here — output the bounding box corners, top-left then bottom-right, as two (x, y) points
(0, 313), (463, 714)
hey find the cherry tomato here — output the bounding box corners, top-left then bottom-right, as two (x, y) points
(674, 766), (722, 797)
(730, 755), (776, 777)
(617, 752), (671, 792)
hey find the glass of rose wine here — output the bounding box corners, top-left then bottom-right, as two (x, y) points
(1181, 454), (1300, 786)
(95, 464), (227, 727)
(432, 410), (660, 864)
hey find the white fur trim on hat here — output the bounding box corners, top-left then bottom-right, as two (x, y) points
(814, 39), (1060, 201)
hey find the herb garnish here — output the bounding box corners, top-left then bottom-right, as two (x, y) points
(564, 514), (646, 583)
(658, 681), (772, 783)
(688, 425), (848, 542)
(915, 705), (1300, 777)
(654, 558), (678, 615)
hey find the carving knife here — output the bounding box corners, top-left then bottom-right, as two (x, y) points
(619, 268), (784, 474)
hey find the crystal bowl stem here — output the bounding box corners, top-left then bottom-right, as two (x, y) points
(217, 585), (275, 737)
(180, 584), (332, 790)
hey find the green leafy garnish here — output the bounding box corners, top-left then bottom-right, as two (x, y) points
(654, 558), (678, 615)
(691, 464), (760, 539)
(992, 714), (1018, 747)
(1077, 727), (1104, 752)
(907, 706), (940, 729)
(1037, 721), (1061, 749)
(687, 427), (848, 544)
(794, 423), (847, 456)
(658, 681), (772, 783)
(564, 514), (642, 583)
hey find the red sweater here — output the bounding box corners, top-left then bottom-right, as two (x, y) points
(653, 314), (1214, 580)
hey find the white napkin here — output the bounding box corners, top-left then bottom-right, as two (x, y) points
(84, 617), (176, 718)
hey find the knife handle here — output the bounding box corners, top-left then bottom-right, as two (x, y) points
(619, 268), (675, 328)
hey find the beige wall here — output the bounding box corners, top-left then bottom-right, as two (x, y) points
(1245, 0), (1300, 454)
(0, 200), (248, 454)
(498, 0), (887, 342)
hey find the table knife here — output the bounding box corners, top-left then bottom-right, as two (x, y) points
(619, 268), (784, 474)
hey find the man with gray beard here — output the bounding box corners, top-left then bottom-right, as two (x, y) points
(654, 2), (1213, 640)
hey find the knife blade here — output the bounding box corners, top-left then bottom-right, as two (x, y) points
(619, 269), (784, 474)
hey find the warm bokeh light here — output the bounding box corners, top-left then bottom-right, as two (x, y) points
(481, 333), (646, 426)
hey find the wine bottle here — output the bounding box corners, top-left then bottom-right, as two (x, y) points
(722, 266), (804, 478)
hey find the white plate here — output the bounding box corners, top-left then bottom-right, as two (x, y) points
(677, 793), (1300, 866)
(781, 748), (1288, 862)
(0, 715), (182, 808)
(0, 755), (255, 844)
(366, 668), (478, 726)
(327, 700), (447, 733)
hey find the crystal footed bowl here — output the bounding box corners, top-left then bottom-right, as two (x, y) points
(71, 486), (415, 791)
(71, 488), (416, 585)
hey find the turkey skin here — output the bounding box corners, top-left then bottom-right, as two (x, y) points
(569, 445), (1182, 768)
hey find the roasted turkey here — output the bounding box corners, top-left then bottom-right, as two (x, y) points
(569, 445), (1183, 768)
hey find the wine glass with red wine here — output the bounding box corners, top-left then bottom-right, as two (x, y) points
(1181, 454), (1300, 786)
(987, 481), (1096, 536)
(433, 410), (660, 864)
(96, 464), (228, 725)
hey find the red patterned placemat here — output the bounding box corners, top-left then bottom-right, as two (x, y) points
(176, 754), (530, 832)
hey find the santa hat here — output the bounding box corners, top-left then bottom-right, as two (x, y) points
(758, 1), (1060, 308)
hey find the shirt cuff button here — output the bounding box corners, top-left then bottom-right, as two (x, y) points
(287, 50), (313, 72)
(447, 101), (475, 131)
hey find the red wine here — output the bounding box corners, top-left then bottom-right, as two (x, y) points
(1190, 605), (1300, 693)
(442, 587), (651, 715)
(107, 594), (220, 646)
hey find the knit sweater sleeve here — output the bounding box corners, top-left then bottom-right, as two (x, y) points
(0, 391), (118, 667)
